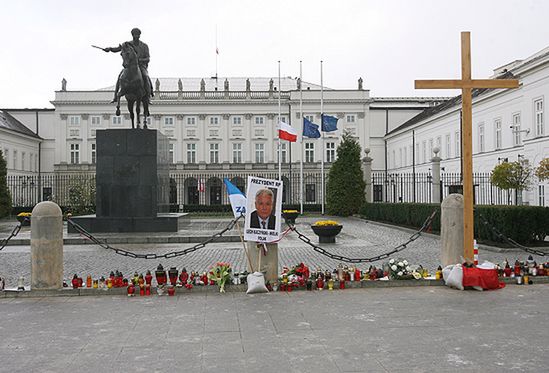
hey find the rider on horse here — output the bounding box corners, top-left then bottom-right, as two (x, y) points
(104, 28), (153, 104)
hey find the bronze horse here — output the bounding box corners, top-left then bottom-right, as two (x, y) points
(114, 42), (150, 129)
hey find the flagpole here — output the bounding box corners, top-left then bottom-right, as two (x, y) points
(215, 25), (218, 88)
(320, 60), (325, 215)
(299, 60), (304, 215)
(278, 60), (282, 181)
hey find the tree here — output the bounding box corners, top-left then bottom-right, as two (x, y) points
(490, 160), (532, 205)
(326, 131), (365, 216)
(535, 158), (549, 181)
(0, 150), (12, 218)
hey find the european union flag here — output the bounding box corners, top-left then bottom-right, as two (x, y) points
(321, 114), (338, 132)
(303, 117), (321, 138)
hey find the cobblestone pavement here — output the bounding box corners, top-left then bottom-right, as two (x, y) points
(1, 216), (547, 287)
(2, 286), (549, 372)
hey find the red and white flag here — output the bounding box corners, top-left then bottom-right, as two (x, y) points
(278, 121), (297, 142)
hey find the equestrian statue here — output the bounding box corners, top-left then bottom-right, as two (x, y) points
(95, 28), (153, 129)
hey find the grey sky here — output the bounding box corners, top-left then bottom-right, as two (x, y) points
(1, 0), (548, 108)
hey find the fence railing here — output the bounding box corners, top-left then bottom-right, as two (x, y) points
(7, 171), (517, 212)
(371, 172), (516, 205)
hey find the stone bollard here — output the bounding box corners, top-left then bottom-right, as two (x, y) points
(31, 201), (63, 290)
(246, 242), (278, 283)
(441, 194), (464, 267)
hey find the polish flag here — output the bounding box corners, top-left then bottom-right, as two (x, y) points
(278, 121), (297, 142)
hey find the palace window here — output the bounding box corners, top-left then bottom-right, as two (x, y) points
(455, 131), (460, 157)
(209, 116), (219, 125)
(232, 143), (242, 163)
(21, 152), (26, 171)
(91, 143), (96, 164)
(326, 142), (336, 162)
(112, 116), (122, 126)
(186, 143), (196, 163)
(305, 184), (316, 202)
(513, 113), (522, 146)
(494, 118), (502, 149)
(164, 116), (174, 126)
(346, 114), (356, 123)
(255, 143), (265, 163)
(70, 143), (80, 164)
(169, 143), (175, 163)
(534, 98), (544, 136)
(445, 134), (451, 158)
(255, 116), (265, 125)
(13, 150), (17, 170)
(187, 117), (196, 125)
(278, 143), (287, 163)
(68, 116), (80, 126)
(209, 143), (219, 163)
(422, 141), (426, 163)
(478, 123), (485, 152)
(90, 116), (101, 126)
(305, 115), (314, 122)
(539, 185), (546, 207)
(305, 142), (315, 163)
(232, 116), (242, 125)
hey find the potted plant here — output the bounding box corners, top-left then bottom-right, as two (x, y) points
(16, 212), (31, 226)
(282, 209), (299, 224)
(311, 220), (343, 243)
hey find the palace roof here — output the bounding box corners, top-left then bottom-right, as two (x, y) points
(0, 110), (41, 139)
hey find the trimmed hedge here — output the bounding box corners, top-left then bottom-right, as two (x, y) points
(360, 203), (441, 233)
(360, 203), (549, 245)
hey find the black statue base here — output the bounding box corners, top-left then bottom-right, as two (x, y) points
(68, 213), (188, 233)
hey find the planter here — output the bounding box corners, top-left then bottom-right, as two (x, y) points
(311, 224), (343, 243)
(282, 211), (299, 224)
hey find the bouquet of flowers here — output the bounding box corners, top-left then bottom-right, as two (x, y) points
(312, 220), (340, 226)
(387, 258), (413, 280)
(208, 262), (232, 293)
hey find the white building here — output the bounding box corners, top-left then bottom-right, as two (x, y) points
(385, 46), (549, 206)
(4, 77), (440, 207)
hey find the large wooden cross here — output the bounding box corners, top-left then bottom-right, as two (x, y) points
(415, 32), (519, 261)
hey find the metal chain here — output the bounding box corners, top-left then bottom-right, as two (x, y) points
(67, 215), (242, 259)
(290, 211), (437, 263)
(476, 212), (548, 257)
(0, 222), (23, 251)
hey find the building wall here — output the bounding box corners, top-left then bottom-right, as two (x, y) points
(385, 50), (549, 206)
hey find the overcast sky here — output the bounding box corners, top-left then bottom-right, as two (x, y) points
(1, 0), (548, 108)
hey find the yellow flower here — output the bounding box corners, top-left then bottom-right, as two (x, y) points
(17, 212), (32, 217)
(313, 220), (340, 226)
(283, 210), (298, 213)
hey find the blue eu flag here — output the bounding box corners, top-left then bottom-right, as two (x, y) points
(303, 117), (321, 138)
(321, 114), (338, 132)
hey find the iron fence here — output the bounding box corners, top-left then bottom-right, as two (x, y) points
(7, 170), (517, 212)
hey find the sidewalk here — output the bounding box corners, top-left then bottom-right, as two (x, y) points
(1, 285), (548, 372)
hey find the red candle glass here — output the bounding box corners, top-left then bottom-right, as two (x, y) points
(145, 284), (151, 296)
(167, 286), (175, 296)
(127, 284), (135, 296)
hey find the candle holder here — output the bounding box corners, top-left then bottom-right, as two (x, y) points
(127, 284), (135, 297)
(17, 276), (25, 291)
(167, 285), (176, 296)
(155, 264), (167, 286)
(145, 270), (153, 285)
(168, 267), (179, 286)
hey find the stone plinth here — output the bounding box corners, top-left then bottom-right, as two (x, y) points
(31, 201), (63, 289)
(96, 129), (169, 217)
(441, 194), (464, 267)
(70, 129), (177, 232)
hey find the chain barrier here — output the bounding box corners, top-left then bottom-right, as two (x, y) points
(289, 211), (437, 263)
(0, 222), (23, 251)
(67, 215), (242, 259)
(476, 212), (548, 257)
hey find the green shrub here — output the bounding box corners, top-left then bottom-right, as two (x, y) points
(326, 131), (365, 216)
(360, 203), (549, 244)
(0, 150), (11, 218)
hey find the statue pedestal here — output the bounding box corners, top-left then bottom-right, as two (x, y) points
(69, 129), (184, 233)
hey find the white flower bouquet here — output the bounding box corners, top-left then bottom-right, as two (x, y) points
(387, 258), (414, 280)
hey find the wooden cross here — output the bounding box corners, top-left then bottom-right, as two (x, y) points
(415, 32), (519, 261)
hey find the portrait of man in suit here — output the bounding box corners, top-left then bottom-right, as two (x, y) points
(249, 188), (276, 230)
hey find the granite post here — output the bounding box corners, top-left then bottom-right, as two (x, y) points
(362, 148), (373, 203)
(31, 201), (63, 289)
(441, 194), (464, 267)
(431, 147), (442, 203)
(246, 242), (278, 283)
